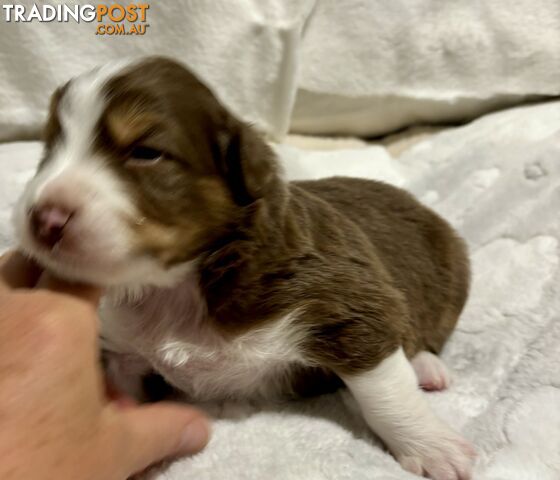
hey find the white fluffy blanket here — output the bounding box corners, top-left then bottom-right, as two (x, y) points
(292, 0), (560, 136)
(1, 100), (559, 479)
(1, 0), (560, 140)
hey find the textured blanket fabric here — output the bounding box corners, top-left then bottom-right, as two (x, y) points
(0, 101), (559, 479)
(0, 0), (314, 141)
(1, 1), (560, 140)
(292, 0), (560, 136)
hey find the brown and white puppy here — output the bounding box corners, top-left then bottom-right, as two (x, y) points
(14, 57), (475, 480)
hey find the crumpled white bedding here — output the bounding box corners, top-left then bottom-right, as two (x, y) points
(2, 0), (560, 140)
(0, 0), (314, 141)
(292, 0), (560, 136)
(1, 100), (559, 479)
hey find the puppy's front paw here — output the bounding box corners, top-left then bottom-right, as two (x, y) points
(393, 426), (476, 480)
(342, 348), (475, 480)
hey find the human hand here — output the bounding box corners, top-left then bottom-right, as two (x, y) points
(0, 251), (210, 480)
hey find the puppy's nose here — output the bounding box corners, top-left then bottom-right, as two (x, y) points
(30, 205), (72, 248)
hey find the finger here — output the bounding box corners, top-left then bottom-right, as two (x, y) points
(0, 250), (42, 292)
(120, 403), (210, 475)
(37, 273), (103, 306)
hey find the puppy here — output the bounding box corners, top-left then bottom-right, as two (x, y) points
(14, 57), (475, 480)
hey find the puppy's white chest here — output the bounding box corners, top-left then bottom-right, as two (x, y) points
(152, 323), (301, 400)
(101, 286), (303, 401)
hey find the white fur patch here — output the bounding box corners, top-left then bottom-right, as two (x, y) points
(36, 61), (132, 201)
(152, 311), (306, 401)
(341, 348), (475, 479)
(101, 283), (307, 402)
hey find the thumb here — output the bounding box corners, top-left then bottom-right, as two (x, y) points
(120, 402), (210, 475)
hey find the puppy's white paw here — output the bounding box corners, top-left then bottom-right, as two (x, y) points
(411, 351), (451, 391)
(342, 348), (474, 480)
(393, 425), (476, 480)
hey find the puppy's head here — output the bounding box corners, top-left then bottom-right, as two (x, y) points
(14, 57), (278, 287)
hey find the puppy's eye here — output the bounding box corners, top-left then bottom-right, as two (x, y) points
(128, 146), (163, 164)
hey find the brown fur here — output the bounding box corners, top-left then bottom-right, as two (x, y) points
(197, 176), (469, 376)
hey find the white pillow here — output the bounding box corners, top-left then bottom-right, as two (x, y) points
(1, 1), (559, 141)
(292, 0), (560, 136)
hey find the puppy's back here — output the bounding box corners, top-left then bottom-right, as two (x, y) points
(295, 177), (470, 354)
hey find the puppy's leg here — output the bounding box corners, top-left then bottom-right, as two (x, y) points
(102, 348), (153, 401)
(340, 348), (475, 480)
(411, 351), (451, 391)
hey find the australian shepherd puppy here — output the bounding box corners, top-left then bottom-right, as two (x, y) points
(14, 57), (475, 480)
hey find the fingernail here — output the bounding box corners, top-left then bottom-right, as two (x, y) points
(180, 418), (210, 453)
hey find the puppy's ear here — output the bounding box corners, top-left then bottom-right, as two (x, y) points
(216, 123), (278, 206)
